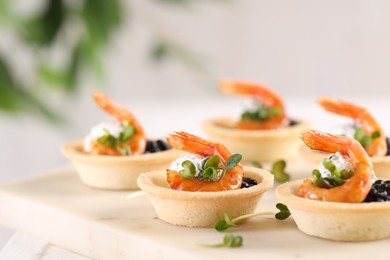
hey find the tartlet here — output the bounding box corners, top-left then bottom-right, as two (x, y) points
(280, 129), (390, 242)
(276, 180), (390, 242)
(203, 80), (310, 162)
(61, 140), (182, 190)
(203, 117), (310, 162)
(137, 166), (274, 227)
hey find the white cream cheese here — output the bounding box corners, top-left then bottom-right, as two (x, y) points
(84, 122), (123, 152)
(331, 123), (357, 138)
(170, 153), (205, 177)
(317, 152), (353, 178)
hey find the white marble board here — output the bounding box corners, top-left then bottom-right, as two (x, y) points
(0, 162), (389, 260)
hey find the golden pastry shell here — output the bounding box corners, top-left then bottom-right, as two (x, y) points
(137, 166), (274, 227)
(276, 179), (390, 242)
(61, 140), (182, 190)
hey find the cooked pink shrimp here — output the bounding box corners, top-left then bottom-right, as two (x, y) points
(219, 80), (289, 130)
(318, 97), (387, 157)
(89, 92), (146, 155)
(166, 131), (243, 192)
(297, 130), (373, 203)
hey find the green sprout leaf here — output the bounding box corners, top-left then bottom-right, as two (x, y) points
(271, 160), (290, 182)
(204, 155), (221, 169)
(223, 233), (243, 248)
(222, 154), (242, 170)
(213, 213), (236, 231)
(312, 156), (353, 188)
(179, 153), (242, 182)
(95, 121), (136, 155)
(213, 203), (290, 232)
(97, 129), (118, 148)
(199, 233), (243, 248)
(240, 105), (281, 121)
(354, 127), (381, 148)
(179, 160), (196, 179)
(275, 203), (291, 220)
(118, 121), (135, 142)
(372, 131), (381, 139)
(251, 161), (263, 168)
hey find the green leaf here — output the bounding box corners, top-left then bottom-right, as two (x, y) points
(354, 127), (377, 148)
(372, 131), (381, 139)
(199, 233), (243, 248)
(271, 160), (290, 182)
(240, 105), (281, 121)
(275, 203), (291, 220)
(214, 220), (230, 232)
(354, 127), (365, 141)
(223, 233), (243, 248)
(203, 155), (221, 169)
(97, 130), (118, 148)
(323, 160), (336, 173)
(202, 167), (218, 181)
(119, 124), (135, 142)
(269, 107), (281, 116)
(222, 154), (242, 170)
(179, 160), (196, 179)
(251, 161), (263, 168)
(213, 212), (236, 232)
(21, 0), (65, 45)
(118, 146), (130, 156)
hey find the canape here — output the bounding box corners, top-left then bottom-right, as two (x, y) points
(137, 132), (274, 227)
(61, 92), (181, 190)
(203, 80), (310, 162)
(277, 130), (390, 241)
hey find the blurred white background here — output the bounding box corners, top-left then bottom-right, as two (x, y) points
(2, 0), (390, 182)
(1, 0), (390, 247)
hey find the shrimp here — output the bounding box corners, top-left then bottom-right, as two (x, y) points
(318, 97), (387, 157)
(296, 130), (374, 203)
(166, 131), (243, 192)
(219, 80), (289, 130)
(89, 91), (146, 155)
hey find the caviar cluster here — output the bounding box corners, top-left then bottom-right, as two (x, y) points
(145, 139), (170, 153)
(386, 137), (390, 156)
(363, 179), (390, 202)
(241, 177), (258, 189)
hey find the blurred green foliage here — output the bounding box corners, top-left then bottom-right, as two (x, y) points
(0, 0), (122, 122)
(0, 0), (223, 122)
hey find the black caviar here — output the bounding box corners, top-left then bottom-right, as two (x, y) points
(289, 119), (298, 127)
(241, 177), (258, 189)
(386, 137), (390, 156)
(145, 139), (170, 153)
(363, 179), (390, 203)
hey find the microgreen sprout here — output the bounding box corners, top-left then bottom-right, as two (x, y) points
(251, 161), (263, 168)
(312, 157), (353, 188)
(178, 154), (242, 182)
(252, 160), (290, 182)
(275, 203), (291, 220)
(199, 233), (243, 248)
(96, 120), (135, 155)
(213, 203), (291, 232)
(241, 105), (281, 122)
(354, 127), (381, 148)
(271, 160), (290, 182)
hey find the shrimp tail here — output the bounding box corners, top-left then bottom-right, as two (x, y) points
(167, 132), (218, 157)
(219, 80), (283, 108)
(301, 130), (351, 155)
(318, 97), (366, 119)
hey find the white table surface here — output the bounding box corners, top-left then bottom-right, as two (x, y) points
(1, 96), (389, 259)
